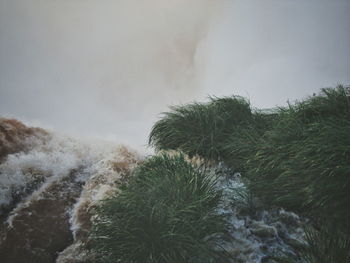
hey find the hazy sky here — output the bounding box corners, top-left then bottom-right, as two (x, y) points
(1, 0), (349, 150)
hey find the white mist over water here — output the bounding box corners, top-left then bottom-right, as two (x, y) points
(0, 0), (349, 149)
(0, 0), (223, 149)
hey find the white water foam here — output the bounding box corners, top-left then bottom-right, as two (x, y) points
(1, 131), (141, 226)
(57, 144), (141, 262)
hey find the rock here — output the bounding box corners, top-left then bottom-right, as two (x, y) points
(279, 209), (300, 226)
(213, 165), (307, 263)
(284, 235), (307, 250)
(272, 222), (290, 239)
(261, 256), (278, 263)
(250, 221), (278, 238)
(0, 118), (48, 162)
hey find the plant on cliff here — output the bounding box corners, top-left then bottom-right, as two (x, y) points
(149, 96), (272, 170)
(148, 85), (350, 262)
(246, 86), (350, 224)
(91, 154), (226, 263)
(301, 224), (350, 263)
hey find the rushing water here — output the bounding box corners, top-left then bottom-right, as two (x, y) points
(0, 118), (141, 262)
(213, 164), (307, 263)
(0, 119), (307, 262)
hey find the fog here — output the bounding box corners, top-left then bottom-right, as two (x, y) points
(1, 0), (349, 149)
(198, 0), (350, 108)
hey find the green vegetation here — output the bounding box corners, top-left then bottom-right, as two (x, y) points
(149, 96), (255, 165)
(90, 85), (349, 262)
(246, 86), (350, 223)
(301, 225), (350, 263)
(91, 154), (226, 263)
(149, 85), (350, 261)
(149, 96), (277, 171)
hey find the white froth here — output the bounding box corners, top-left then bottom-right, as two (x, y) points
(1, 130), (141, 230)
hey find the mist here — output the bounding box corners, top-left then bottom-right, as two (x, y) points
(1, 0), (349, 149)
(197, 0), (350, 108)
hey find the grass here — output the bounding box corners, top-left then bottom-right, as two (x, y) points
(149, 96), (254, 163)
(246, 86), (350, 224)
(149, 97), (278, 172)
(148, 85), (350, 261)
(150, 86), (350, 223)
(91, 154), (226, 263)
(300, 224), (350, 263)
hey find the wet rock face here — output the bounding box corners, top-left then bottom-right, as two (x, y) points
(0, 119), (51, 222)
(250, 221), (278, 238)
(56, 149), (140, 263)
(0, 118), (142, 263)
(279, 209), (301, 226)
(0, 170), (82, 263)
(0, 118), (48, 162)
(213, 164), (308, 263)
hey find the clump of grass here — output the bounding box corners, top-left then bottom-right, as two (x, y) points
(91, 154), (226, 263)
(148, 85), (350, 261)
(290, 86), (350, 122)
(246, 86), (350, 225)
(149, 96), (254, 163)
(301, 224), (350, 263)
(149, 87), (350, 222)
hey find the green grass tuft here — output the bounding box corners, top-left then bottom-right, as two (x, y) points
(91, 154), (226, 263)
(149, 96), (267, 168)
(148, 85), (350, 261)
(301, 224), (350, 263)
(246, 86), (350, 224)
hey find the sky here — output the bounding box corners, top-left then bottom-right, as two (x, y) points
(0, 0), (349, 150)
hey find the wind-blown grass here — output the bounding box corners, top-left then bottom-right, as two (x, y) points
(91, 154), (226, 263)
(149, 96), (269, 169)
(148, 85), (350, 261)
(246, 86), (350, 224)
(219, 113), (272, 170)
(150, 86), (350, 222)
(301, 225), (350, 263)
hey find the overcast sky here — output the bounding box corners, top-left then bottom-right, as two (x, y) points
(1, 0), (349, 150)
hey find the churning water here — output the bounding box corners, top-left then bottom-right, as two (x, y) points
(0, 118), (141, 262)
(1, 1), (348, 261)
(0, 119), (307, 262)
